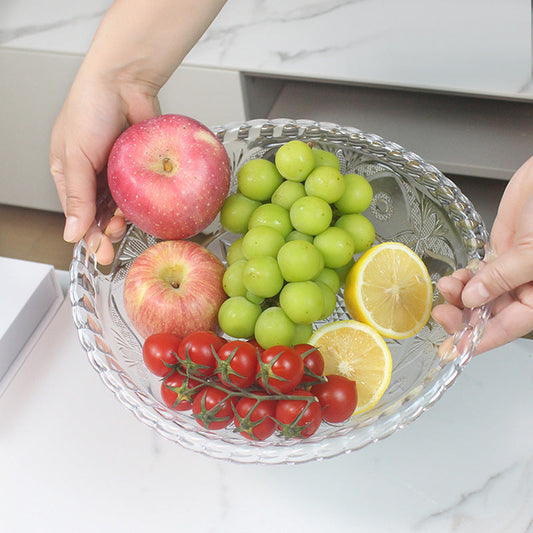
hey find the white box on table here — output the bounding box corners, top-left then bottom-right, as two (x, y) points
(0, 257), (64, 397)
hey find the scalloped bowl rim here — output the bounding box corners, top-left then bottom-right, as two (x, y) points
(69, 118), (489, 464)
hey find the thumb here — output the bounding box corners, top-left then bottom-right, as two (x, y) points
(62, 155), (98, 243)
(461, 243), (533, 308)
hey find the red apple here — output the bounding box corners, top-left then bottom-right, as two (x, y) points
(107, 114), (231, 240)
(123, 240), (227, 339)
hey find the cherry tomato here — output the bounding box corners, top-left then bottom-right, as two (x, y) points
(234, 395), (278, 441)
(177, 331), (225, 377)
(275, 390), (322, 438)
(311, 374), (358, 423)
(161, 372), (203, 411)
(293, 343), (325, 384)
(142, 333), (182, 377)
(216, 340), (259, 389)
(257, 345), (304, 394)
(192, 386), (238, 430)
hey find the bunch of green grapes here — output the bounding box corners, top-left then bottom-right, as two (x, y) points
(217, 140), (376, 349)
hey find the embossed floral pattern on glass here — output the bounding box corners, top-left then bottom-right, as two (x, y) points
(70, 119), (490, 464)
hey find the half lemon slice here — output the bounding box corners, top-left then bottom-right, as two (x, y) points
(309, 320), (392, 415)
(344, 242), (432, 339)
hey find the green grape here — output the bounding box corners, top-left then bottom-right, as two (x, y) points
(271, 180), (306, 210)
(316, 281), (337, 320)
(313, 226), (355, 269)
(304, 166), (345, 203)
(248, 203), (293, 238)
(237, 159), (283, 201)
(254, 307), (296, 348)
(242, 226), (285, 258)
(292, 323), (313, 345)
(336, 258), (355, 287)
(313, 267), (341, 294)
(218, 296), (262, 339)
(222, 259), (247, 297)
(279, 281), (324, 325)
(277, 240), (324, 282)
(226, 238), (246, 265)
(312, 148), (341, 170)
(335, 213), (376, 254)
(285, 230), (313, 243)
(220, 193), (262, 234)
(246, 291), (264, 305)
(242, 256), (284, 298)
(290, 196), (332, 236)
(334, 173), (373, 214)
(274, 140), (315, 182)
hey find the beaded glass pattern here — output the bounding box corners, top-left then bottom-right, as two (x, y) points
(70, 119), (490, 464)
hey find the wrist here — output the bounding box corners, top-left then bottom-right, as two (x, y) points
(78, 0), (227, 96)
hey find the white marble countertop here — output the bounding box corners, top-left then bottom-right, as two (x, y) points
(1, 290), (532, 532)
(1, 0), (532, 100)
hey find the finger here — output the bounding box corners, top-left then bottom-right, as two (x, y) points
(433, 304), (472, 362)
(450, 267), (474, 284)
(435, 284), (533, 359)
(471, 299), (533, 354)
(85, 223), (105, 256)
(104, 214), (128, 243)
(95, 236), (116, 266)
(437, 336), (455, 360)
(431, 303), (464, 335)
(85, 224), (116, 266)
(437, 275), (466, 308)
(463, 191), (533, 308)
(461, 243), (533, 308)
(62, 154), (98, 243)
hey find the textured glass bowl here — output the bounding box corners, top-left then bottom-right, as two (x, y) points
(70, 119), (490, 464)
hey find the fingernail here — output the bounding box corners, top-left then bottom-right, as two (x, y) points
(436, 276), (451, 290)
(63, 216), (80, 242)
(462, 280), (490, 308)
(88, 232), (103, 255)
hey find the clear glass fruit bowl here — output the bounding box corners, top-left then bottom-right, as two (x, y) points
(70, 118), (490, 464)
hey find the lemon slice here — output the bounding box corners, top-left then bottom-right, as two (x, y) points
(344, 242), (432, 339)
(309, 320), (392, 415)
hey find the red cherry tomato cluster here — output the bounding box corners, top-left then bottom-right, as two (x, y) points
(142, 331), (358, 441)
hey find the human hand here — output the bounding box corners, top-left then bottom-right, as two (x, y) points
(49, 0), (228, 265)
(50, 72), (161, 264)
(432, 156), (533, 354)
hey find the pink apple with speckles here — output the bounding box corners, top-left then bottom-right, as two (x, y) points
(123, 240), (227, 339)
(107, 114), (231, 240)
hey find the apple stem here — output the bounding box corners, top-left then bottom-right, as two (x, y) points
(162, 157), (173, 173)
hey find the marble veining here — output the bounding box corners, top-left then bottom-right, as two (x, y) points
(1, 281), (533, 531)
(0, 9), (106, 45)
(1, 3), (533, 530)
(1, 0), (531, 99)
(414, 455), (533, 531)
